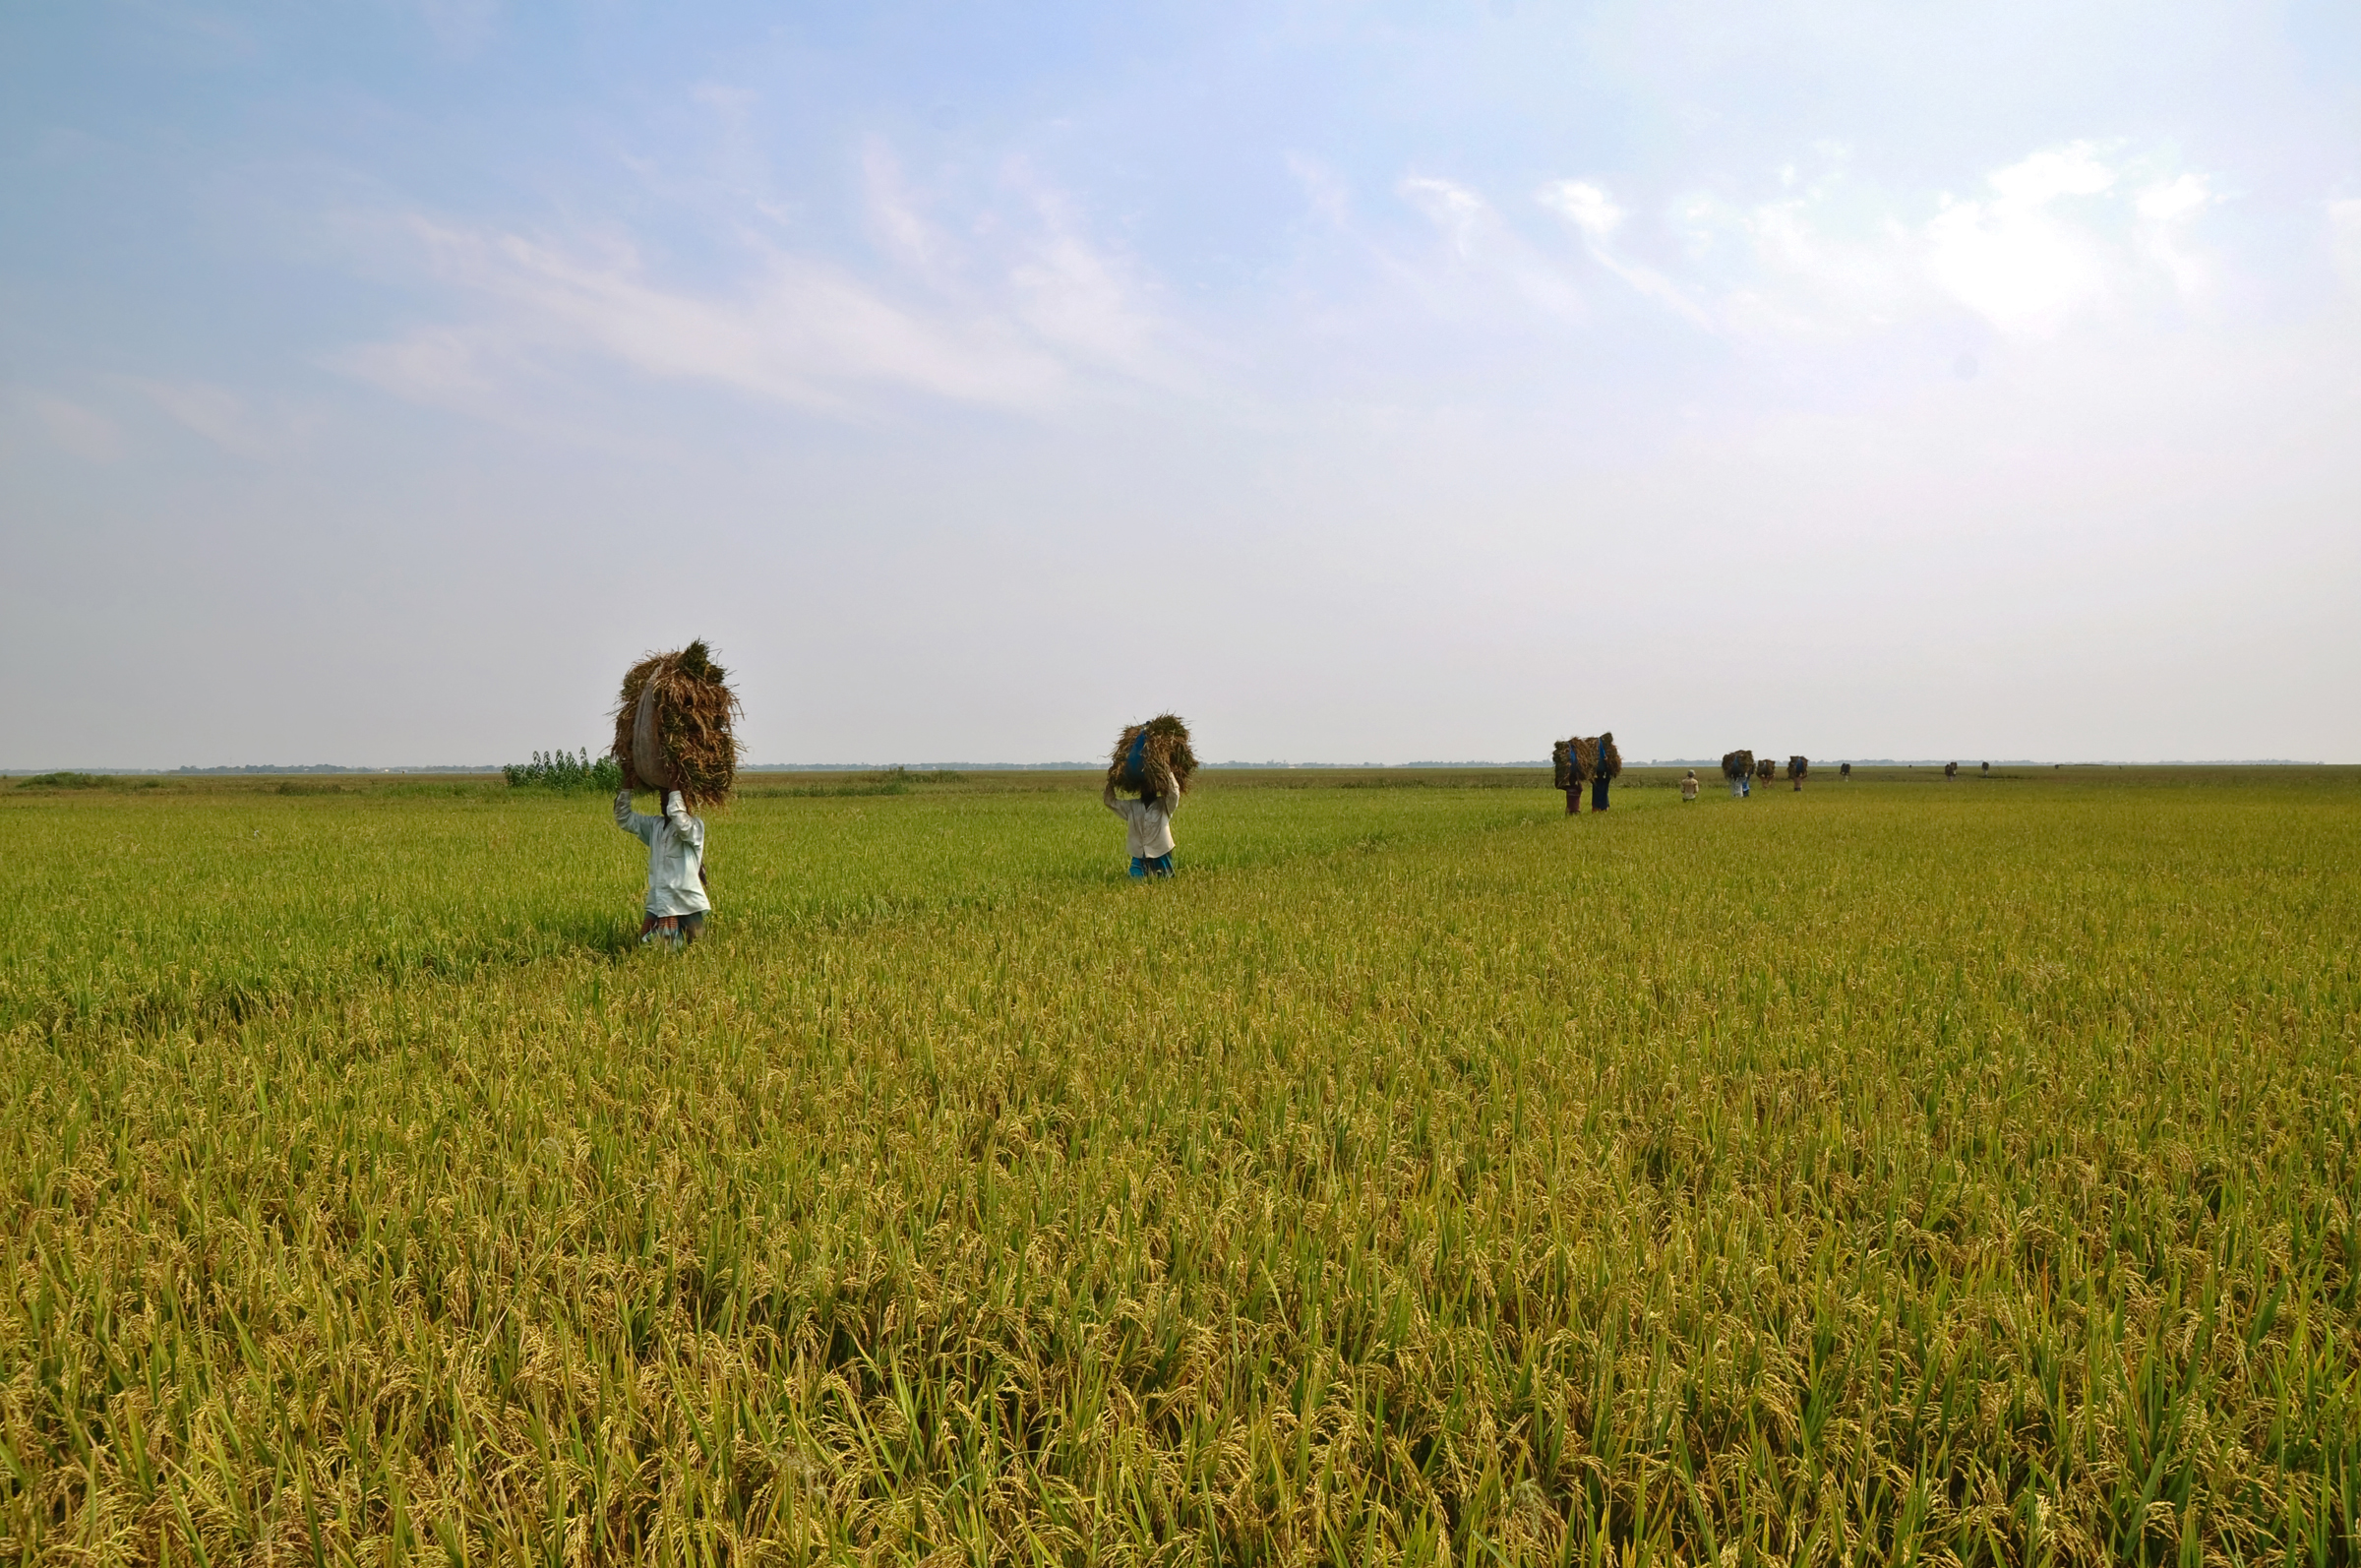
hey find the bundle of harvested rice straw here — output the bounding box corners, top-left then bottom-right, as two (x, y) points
(1553, 732), (1623, 789)
(1722, 750), (1755, 781)
(1756, 756), (1778, 781)
(1108, 714), (1196, 801)
(1788, 755), (1809, 779)
(610, 640), (742, 809)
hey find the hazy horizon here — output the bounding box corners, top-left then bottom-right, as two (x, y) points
(6, 757), (2337, 775)
(6, 3), (2357, 769)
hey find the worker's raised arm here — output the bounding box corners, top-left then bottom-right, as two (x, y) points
(1103, 782), (1121, 815)
(615, 789), (657, 844)
(663, 790), (698, 839)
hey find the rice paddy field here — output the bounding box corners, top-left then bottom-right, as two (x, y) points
(2, 764), (2356, 1566)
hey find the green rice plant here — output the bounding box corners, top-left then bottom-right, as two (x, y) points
(0, 767), (2355, 1564)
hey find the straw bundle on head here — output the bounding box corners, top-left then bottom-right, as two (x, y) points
(1555, 732), (1623, 788)
(1108, 714), (1196, 801)
(609, 639), (742, 809)
(1722, 750), (1755, 781)
(1789, 755), (1809, 779)
(1756, 756), (1777, 781)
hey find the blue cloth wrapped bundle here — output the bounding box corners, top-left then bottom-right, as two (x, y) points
(1115, 728), (1152, 793)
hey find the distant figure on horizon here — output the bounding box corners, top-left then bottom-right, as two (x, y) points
(1841, 761), (1852, 780)
(1104, 780), (1180, 878)
(1946, 761), (1959, 780)
(615, 787), (709, 946)
(1981, 760), (1990, 776)
(1681, 769), (1700, 803)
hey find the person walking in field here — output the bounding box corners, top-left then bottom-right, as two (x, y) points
(1104, 780), (1179, 877)
(1681, 769), (1700, 802)
(615, 787), (709, 945)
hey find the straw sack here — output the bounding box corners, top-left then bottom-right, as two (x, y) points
(609, 640), (742, 809)
(1788, 755), (1809, 779)
(1108, 714), (1196, 801)
(1756, 756), (1777, 781)
(1722, 750), (1755, 781)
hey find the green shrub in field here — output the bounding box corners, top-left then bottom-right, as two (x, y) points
(503, 747), (624, 793)
(14, 771), (110, 789)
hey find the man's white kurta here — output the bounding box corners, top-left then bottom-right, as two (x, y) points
(615, 790), (710, 915)
(1103, 788), (1178, 858)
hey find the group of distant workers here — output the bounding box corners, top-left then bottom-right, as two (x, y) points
(612, 757), (1994, 948)
(1679, 761), (1848, 803)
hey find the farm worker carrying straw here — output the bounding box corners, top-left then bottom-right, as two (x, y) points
(1681, 769), (1700, 802)
(1556, 733), (1621, 814)
(606, 639), (738, 948)
(1104, 713), (1194, 879)
(615, 788), (709, 945)
(1104, 781), (1179, 878)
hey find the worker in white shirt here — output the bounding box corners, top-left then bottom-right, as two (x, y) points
(1103, 780), (1180, 878)
(1680, 769), (1700, 802)
(615, 788), (709, 944)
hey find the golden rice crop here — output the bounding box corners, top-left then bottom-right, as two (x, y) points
(1, 766), (2355, 1564)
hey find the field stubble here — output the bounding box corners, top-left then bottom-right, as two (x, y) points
(1, 767), (2356, 1565)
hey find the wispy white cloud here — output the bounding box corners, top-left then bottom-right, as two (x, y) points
(1558, 142), (2227, 341)
(1007, 179), (1169, 379)
(1537, 179), (1711, 327)
(2133, 173), (2215, 299)
(337, 325), (502, 409)
(340, 155), (1179, 420)
(1398, 176), (1586, 323)
(13, 392), (125, 460)
(1922, 144), (2119, 333)
(125, 377), (310, 457)
(1715, 191), (1919, 335)
(857, 139), (967, 288)
(1286, 152), (1354, 231)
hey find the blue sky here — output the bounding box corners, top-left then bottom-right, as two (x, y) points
(5, 2), (2357, 765)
